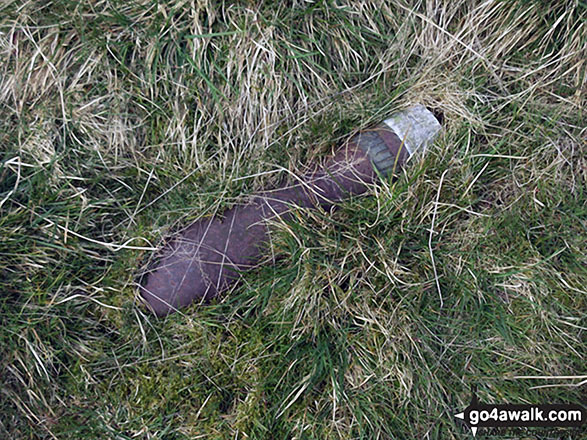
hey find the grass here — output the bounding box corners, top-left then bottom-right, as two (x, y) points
(0, 0), (585, 438)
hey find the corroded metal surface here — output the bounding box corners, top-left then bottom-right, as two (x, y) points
(140, 107), (440, 316)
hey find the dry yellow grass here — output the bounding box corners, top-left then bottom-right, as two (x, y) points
(0, 0), (584, 438)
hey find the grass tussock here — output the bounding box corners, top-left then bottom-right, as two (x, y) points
(0, 0), (585, 438)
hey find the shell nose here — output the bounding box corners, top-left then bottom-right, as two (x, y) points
(381, 104), (442, 156)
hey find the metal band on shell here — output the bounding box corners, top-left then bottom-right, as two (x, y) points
(356, 105), (441, 178)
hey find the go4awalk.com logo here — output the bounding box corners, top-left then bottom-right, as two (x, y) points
(454, 391), (585, 437)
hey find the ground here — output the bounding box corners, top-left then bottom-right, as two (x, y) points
(0, 0), (585, 439)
